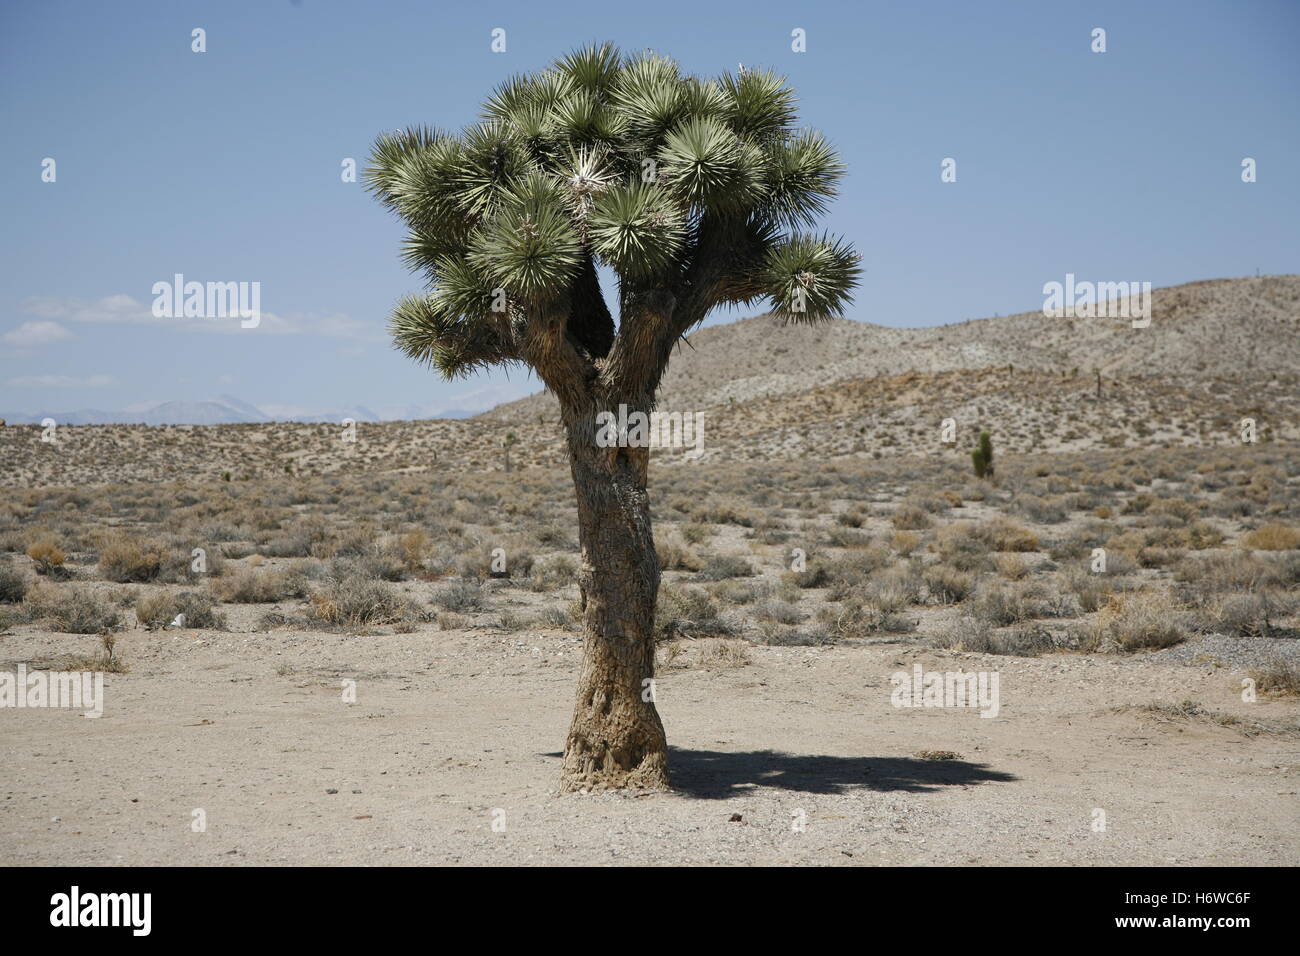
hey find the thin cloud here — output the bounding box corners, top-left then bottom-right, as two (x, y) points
(7, 374), (115, 388)
(18, 294), (381, 340)
(2, 320), (73, 347)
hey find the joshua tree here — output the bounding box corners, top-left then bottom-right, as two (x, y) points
(366, 44), (858, 791)
(502, 431), (519, 472)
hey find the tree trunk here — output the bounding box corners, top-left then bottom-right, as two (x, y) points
(559, 412), (669, 791)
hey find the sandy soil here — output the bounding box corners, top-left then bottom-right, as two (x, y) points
(3, 625), (1296, 866)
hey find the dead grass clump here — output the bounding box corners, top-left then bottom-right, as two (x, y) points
(136, 590), (226, 630)
(933, 617), (1055, 656)
(696, 553), (756, 581)
(890, 531), (921, 555)
(1240, 523), (1300, 551)
(691, 499), (758, 528)
(656, 539), (704, 572)
(819, 598), (912, 639)
(822, 526), (873, 548)
(1122, 699), (1292, 737)
(1249, 660), (1300, 697)
(784, 565), (830, 589)
(55, 634), (128, 674)
(972, 580), (1072, 626)
(867, 563), (923, 611)
(695, 638), (752, 669)
(680, 522), (712, 545)
(1016, 494), (1067, 524)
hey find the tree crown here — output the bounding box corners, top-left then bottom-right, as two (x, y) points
(366, 43), (860, 404)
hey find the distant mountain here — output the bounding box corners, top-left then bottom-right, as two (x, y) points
(214, 394), (271, 422)
(3, 396), (490, 426)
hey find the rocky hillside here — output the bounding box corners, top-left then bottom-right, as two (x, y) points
(480, 275), (1300, 422)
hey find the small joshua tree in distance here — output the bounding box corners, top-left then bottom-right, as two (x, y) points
(366, 43), (859, 791)
(972, 431), (994, 479)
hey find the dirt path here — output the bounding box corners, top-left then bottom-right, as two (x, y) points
(2, 626), (1297, 866)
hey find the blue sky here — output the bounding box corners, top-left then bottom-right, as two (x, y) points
(1, 0), (1297, 418)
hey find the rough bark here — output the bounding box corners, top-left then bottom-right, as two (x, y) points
(559, 408), (669, 791)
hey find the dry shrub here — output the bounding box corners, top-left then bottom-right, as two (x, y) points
(891, 504), (932, 530)
(972, 579), (1073, 625)
(399, 529), (429, 570)
(98, 535), (165, 583)
(923, 563), (974, 604)
(1200, 591), (1295, 637)
(784, 565), (830, 589)
(985, 517), (1039, 552)
(1084, 592), (1188, 652)
(656, 584), (733, 639)
(996, 553), (1030, 580)
(820, 598), (912, 638)
(695, 553), (755, 581)
(823, 547), (891, 597)
(867, 563), (923, 611)
(680, 523), (711, 545)
(27, 538), (67, 577)
(529, 555), (577, 591)
(1064, 566), (1114, 613)
(212, 566), (307, 603)
(0, 561), (28, 603)
(435, 580), (484, 611)
(309, 561), (416, 627)
(756, 599), (806, 625)
(1174, 550), (1299, 599)
(932, 518), (1037, 570)
(890, 531), (921, 555)
(25, 582), (122, 634)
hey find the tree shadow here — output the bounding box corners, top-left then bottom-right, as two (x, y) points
(668, 748), (1017, 800)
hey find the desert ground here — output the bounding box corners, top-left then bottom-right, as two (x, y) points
(2, 276), (1298, 865)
